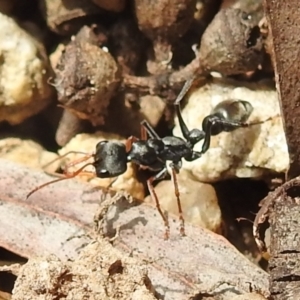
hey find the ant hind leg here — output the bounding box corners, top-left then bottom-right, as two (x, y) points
(169, 162), (186, 237)
(147, 168), (169, 239)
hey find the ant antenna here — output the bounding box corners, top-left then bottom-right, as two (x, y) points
(26, 152), (95, 199)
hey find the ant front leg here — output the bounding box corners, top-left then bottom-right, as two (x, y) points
(147, 168), (170, 240)
(125, 136), (139, 152)
(140, 120), (160, 139)
(42, 151), (92, 177)
(169, 161), (186, 237)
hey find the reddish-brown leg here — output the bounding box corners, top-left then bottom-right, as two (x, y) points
(125, 136), (139, 152)
(147, 168), (170, 239)
(170, 167), (185, 236)
(140, 124), (148, 141)
(26, 162), (95, 199)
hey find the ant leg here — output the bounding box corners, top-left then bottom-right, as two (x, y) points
(147, 168), (170, 239)
(140, 120), (160, 139)
(125, 120), (157, 152)
(26, 162), (95, 199)
(64, 153), (94, 169)
(174, 76), (195, 105)
(42, 151), (92, 177)
(174, 77), (196, 140)
(125, 136), (139, 152)
(45, 151), (94, 177)
(169, 162), (185, 237)
(43, 151), (90, 169)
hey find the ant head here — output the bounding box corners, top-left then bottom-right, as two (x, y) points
(94, 141), (128, 178)
(213, 100), (254, 123)
(187, 128), (205, 146)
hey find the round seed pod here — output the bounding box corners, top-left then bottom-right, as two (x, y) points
(198, 8), (264, 75)
(55, 39), (121, 126)
(133, 0), (197, 65)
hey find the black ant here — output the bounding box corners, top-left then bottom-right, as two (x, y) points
(27, 77), (261, 239)
(27, 114), (204, 239)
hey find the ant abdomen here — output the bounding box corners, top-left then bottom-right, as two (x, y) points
(212, 100), (253, 124)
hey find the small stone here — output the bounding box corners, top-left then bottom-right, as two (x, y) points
(173, 77), (288, 182)
(231, 293), (267, 300)
(0, 138), (59, 172)
(144, 170), (222, 233)
(0, 13), (54, 125)
(139, 95), (166, 128)
(59, 132), (145, 200)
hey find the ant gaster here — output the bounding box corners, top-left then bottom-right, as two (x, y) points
(174, 76), (254, 155)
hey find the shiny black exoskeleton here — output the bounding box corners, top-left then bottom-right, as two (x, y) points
(92, 118), (204, 238)
(95, 122), (204, 177)
(174, 77), (254, 155)
(27, 77), (254, 240)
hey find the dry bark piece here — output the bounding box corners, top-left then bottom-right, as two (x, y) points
(55, 36), (121, 126)
(12, 240), (156, 300)
(263, 0), (300, 179)
(92, 0), (126, 12)
(269, 195), (300, 299)
(199, 7), (264, 75)
(0, 13), (54, 125)
(133, 0), (197, 73)
(39, 0), (103, 35)
(253, 177), (300, 299)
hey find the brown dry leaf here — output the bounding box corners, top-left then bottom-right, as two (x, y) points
(0, 159), (269, 300)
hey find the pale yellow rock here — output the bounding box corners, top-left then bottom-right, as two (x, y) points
(59, 132), (145, 200)
(231, 293), (267, 300)
(0, 13), (54, 124)
(173, 77), (289, 182)
(0, 138), (58, 172)
(144, 170), (222, 233)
